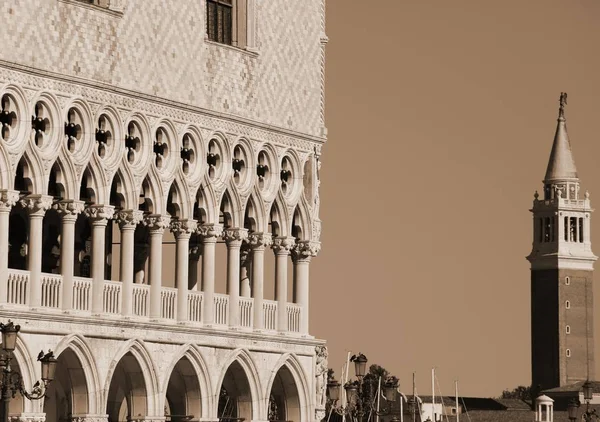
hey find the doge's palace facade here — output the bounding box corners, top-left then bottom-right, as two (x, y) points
(0, 1), (328, 422)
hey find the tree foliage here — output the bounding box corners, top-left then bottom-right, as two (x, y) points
(499, 385), (532, 401)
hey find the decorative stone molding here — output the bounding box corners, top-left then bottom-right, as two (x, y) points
(223, 228), (249, 247)
(84, 205), (115, 224)
(272, 236), (295, 255)
(0, 189), (20, 212)
(14, 413), (46, 422)
(247, 232), (273, 250)
(292, 240), (321, 262)
(143, 214), (171, 233)
(170, 219), (198, 239)
(19, 194), (53, 217)
(196, 223), (223, 240)
(70, 415), (109, 422)
(54, 199), (85, 222)
(114, 209), (144, 229)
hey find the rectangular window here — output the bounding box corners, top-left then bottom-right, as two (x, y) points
(207, 0), (233, 45)
(564, 217), (569, 241)
(579, 217), (584, 243)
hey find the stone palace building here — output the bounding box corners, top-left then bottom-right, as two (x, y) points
(0, 1), (329, 422)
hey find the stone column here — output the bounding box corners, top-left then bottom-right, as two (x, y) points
(223, 228), (248, 328)
(196, 223), (222, 325)
(55, 200), (84, 311)
(240, 243), (252, 297)
(292, 241), (321, 335)
(272, 236), (294, 332)
(248, 233), (271, 330)
(114, 210), (143, 317)
(144, 214), (170, 320)
(19, 194), (53, 308)
(0, 190), (19, 305)
(171, 219), (197, 323)
(84, 205), (115, 314)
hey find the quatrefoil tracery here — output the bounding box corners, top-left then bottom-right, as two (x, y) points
(64, 108), (83, 153)
(125, 121), (142, 164)
(154, 127), (169, 169)
(257, 150), (270, 190)
(280, 156), (293, 194)
(207, 139), (221, 180)
(181, 133), (195, 175)
(0, 95), (17, 142)
(31, 102), (50, 148)
(232, 145), (246, 185)
(95, 115), (113, 158)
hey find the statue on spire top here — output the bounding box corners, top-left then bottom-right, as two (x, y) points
(559, 92), (568, 119)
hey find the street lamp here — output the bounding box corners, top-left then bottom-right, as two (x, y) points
(0, 320), (57, 422)
(567, 380), (599, 421)
(326, 353), (398, 422)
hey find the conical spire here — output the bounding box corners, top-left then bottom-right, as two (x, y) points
(544, 92), (578, 183)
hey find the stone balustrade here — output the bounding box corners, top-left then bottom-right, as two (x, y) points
(5, 269), (302, 333)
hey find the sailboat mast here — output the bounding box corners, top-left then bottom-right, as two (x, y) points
(431, 368), (435, 422)
(455, 380), (459, 422)
(412, 372), (416, 422)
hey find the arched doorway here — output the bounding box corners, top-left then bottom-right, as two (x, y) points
(43, 348), (89, 422)
(164, 357), (202, 422)
(106, 352), (148, 422)
(268, 366), (300, 422)
(218, 361), (252, 422)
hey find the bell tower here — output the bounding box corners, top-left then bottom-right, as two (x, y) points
(527, 93), (597, 391)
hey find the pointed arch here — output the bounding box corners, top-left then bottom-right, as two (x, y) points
(103, 338), (161, 417)
(49, 155), (78, 201)
(244, 191), (266, 233)
(215, 349), (262, 421)
(194, 183), (217, 225)
(18, 148), (45, 194)
(291, 198), (312, 242)
(0, 144), (11, 189)
(264, 353), (310, 422)
(53, 334), (102, 414)
(161, 345), (213, 419)
(268, 195), (289, 238)
(109, 166), (138, 210)
(139, 169), (163, 215)
(219, 188), (242, 229)
(13, 336), (36, 413)
(167, 176), (192, 220)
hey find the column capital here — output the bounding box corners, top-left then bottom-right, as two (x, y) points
(0, 189), (20, 212)
(144, 214), (171, 233)
(84, 204), (115, 224)
(197, 223), (223, 240)
(247, 232), (273, 250)
(54, 199), (85, 221)
(272, 236), (295, 255)
(114, 209), (144, 230)
(19, 194), (53, 217)
(292, 240), (321, 262)
(223, 227), (248, 247)
(170, 218), (197, 239)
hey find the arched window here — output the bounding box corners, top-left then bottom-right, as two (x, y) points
(566, 349), (571, 357)
(565, 276), (570, 286)
(566, 325), (571, 334)
(566, 300), (571, 309)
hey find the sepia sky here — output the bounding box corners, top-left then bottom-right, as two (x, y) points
(311, 0), (600, 397)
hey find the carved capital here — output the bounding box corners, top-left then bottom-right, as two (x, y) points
(143, 214), (171, 233)
(196, 223), (223, 240)
(272, 236), (295, 255)
(84, 205), (115, 224)
(0, 189), (19, 212)
(247, 232), (273, 250)
(114, 209), (144, 230)
(170, 219), (197, 239)
(292, 240), (321, 261)
(54, 199), (85, 221)
(19, 194), (53, 217)
(70, 416), (109, 422)
(223, 228), (248, 247)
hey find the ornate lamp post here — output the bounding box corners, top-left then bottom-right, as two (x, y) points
(0, 320), (57, 422)
(326, 353), (398, 422)
(567, 381), (599, 421)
